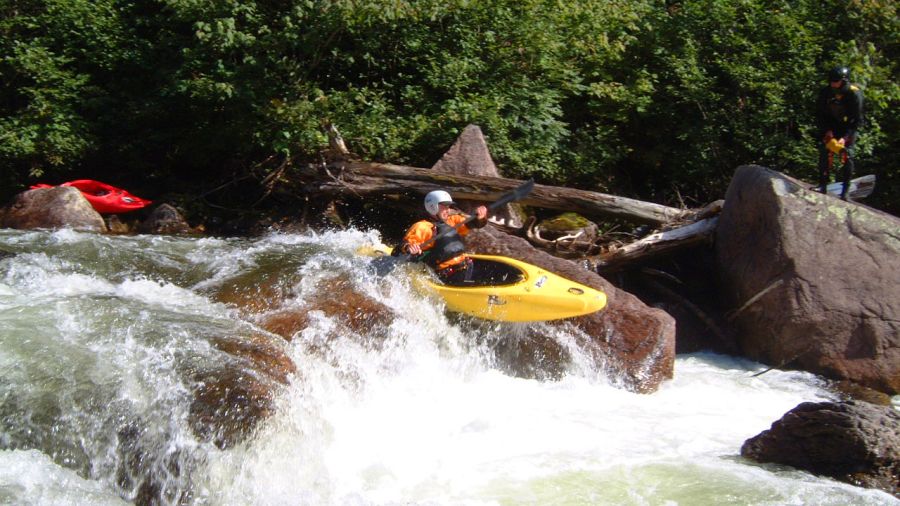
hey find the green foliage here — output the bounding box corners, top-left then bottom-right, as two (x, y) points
(1, 0), (897, 213)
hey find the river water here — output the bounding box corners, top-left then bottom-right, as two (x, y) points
(0, 228), (896, 506)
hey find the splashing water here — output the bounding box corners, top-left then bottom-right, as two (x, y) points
(0, 228), (896, 506)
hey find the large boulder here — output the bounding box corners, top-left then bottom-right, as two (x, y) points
(468, 226), (676, 393)
(431, 124), (525, 228)
(715, 165), (900, 394)
(741, 401), (899, 497)
(0, 186), (107, 232)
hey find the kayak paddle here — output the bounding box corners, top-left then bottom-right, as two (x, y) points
(370, 178), (535, 276)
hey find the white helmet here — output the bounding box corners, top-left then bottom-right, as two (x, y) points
(424, 190), (454, 216)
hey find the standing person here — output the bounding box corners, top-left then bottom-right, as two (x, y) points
(398, 190), (488, 285)
(815, 66), (864, 200)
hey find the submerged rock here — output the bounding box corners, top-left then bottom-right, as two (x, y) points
(187, 333), (297, 450)
(716, 165), (900, 394)
(741, 401), (900, 497)
(188, 366), (279, 450)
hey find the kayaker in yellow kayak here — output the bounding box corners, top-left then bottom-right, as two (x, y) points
(398, 190), (489, 285)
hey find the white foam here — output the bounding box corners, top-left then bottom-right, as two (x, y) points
(0, 449), (129, 506)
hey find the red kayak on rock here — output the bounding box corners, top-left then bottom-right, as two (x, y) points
(31, 179), (152, 214)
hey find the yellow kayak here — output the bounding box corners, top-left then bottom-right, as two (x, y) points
(363, 245), (607, 322)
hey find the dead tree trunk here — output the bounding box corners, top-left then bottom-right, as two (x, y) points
(303, 161), (691, 226)
(591, 217), (719, 272)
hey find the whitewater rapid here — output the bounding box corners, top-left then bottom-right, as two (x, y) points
(0, 228), (896, 505)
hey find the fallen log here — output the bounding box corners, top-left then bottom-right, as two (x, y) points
(301, 161), (691, 226)
(591, 217), (719, 272)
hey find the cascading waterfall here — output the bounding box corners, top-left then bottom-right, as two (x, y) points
(0, 228), (896, 506)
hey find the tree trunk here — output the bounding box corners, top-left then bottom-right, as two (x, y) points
(592, 217), (719, 272)
(302, 161), (691, 225)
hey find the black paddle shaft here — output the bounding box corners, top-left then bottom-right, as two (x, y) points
(370, 179), (535, 276)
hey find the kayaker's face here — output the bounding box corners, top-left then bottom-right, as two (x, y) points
(830, 79), (848, 94)
(437, 202), (452, 221)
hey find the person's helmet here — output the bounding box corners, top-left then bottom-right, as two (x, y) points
(828, 66), (850, 83)
(424, 190), (454, 216)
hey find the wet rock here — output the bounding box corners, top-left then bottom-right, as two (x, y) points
(488, 326), (569, 381)
(188, 367), (278, 450)
(188, 331), (297, 450)
(114, 422), (193, 506)
(257, 307), (312, 341)
(829, 380), (894, 406)
(741, 401), (900, 497)
(210, 267), (301, 315)
(256, 276), (393, 343)
(211, 335), (297, 384)
(0, 186), (107, 232)
(716, 165), (900, 394)
(137, 204), (194, 235)
(212, 268), (393, 344)
(106, 214), (135, 234)
(467, 226), (675, 393)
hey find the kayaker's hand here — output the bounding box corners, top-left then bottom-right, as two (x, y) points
(475, 205), (488, 220)
(406, 242), (423, 255)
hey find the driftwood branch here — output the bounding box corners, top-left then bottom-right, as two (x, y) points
(727, 278), (784, 321)
(300, 161), (691, 226)
(591, 217), (719, 271)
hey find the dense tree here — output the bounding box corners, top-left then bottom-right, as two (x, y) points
(1, 0), (897, 213)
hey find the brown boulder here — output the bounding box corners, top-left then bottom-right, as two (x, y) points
(0, 186), (107, 232)
(741, 401), (900, 497)
(716, 165), (900, 394)
(467, 226), (675, 393)
(188, 333), (297, 450)
(255, 280), (394, 345)
(213, 269), (394, 342)
(188, 366), (279, 450)
(210, 335), (298, 384)
(431, 124), (525, 228)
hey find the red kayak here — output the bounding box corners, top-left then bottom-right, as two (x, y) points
(31, 179), (152, 214)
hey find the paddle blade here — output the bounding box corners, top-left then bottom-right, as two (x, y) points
(370, 255), (400, 276)
(369, 252), (420, 277)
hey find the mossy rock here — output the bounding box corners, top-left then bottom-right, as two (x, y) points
(539, 212), (596, 232)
